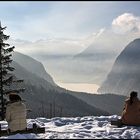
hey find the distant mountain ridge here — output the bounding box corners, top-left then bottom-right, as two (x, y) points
(68, 92), (126, 115)
(98, 38), (140, 97)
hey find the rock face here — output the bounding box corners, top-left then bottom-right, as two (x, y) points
(98, 38), (140, 97)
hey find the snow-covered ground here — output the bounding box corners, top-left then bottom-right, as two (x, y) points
(0, 115), (140, 139)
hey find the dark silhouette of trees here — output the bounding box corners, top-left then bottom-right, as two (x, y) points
(0, 22), (25, 120)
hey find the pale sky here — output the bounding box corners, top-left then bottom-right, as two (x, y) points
(0, 1), (140, 41)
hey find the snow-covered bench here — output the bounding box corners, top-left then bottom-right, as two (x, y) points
(0, 123), (45, 137)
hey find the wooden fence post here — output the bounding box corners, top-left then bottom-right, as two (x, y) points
(0, 124), (1, 137)
(33, 123), (37, 134)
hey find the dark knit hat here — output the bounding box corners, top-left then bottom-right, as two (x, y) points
(130, 91), (138, 98)
(9, 93), (22, 102)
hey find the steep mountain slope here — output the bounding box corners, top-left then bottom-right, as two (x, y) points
(12, 51), (56, 86)
(68, 92), (126, 115)
(98, 38), (140, 97)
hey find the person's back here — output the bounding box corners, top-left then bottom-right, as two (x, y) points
(121, 91), (140, 125)
(6, 93), (27, 132)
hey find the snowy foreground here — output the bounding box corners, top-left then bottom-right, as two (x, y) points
(0, 115), (140, 139)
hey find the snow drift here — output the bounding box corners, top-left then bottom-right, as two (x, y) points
(0, 115), (140, 139)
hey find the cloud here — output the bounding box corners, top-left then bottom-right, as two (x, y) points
(112, 13), (140, 34)
(9, 29), (105, 57)
(9, 38), (89, 56)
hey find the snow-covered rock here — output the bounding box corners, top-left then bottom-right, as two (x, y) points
(0, 115), (140, 139)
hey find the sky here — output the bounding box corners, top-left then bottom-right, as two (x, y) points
(0, 1), (140, 93)
(0, 1), (140, 41)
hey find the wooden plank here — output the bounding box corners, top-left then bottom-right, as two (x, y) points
(0, 127), (45, 136)
(111, 120), (140, 127)
(0, 123), (45, 137)
(111, 120), (123, 127)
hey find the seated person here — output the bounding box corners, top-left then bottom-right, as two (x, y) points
(111, 91), (140, 126)
(121, 91), (140, 126)
(6, 93), (27, 133)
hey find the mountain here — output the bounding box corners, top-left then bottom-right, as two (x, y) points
(11, 53), (109, 118)
(12, 51), (56, 86)
(98, 38), (140, 97)
(74, 41), (118, 85)
(68, 92), (126, 115)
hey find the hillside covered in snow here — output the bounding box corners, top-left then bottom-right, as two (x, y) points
(0, 115), (140, 139)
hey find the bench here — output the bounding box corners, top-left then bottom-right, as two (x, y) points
(0, 123), (45, 137)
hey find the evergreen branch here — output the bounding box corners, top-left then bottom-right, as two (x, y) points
(0, 34), (10, 40)
(3, 46), (14, 53)
(2, 54), (12, 60)
(4, 88), (26, 94)
(2, 59), (13, 65)
(13, 79), (24, 83)
(6, 66), (15, 71)
(0, 26), (6, 30)
(0, 70), (8, 76)
(2, 66), (15, 71)
(2, 76), (13, 86)
(0, 43), (10, 47)
(2, 58), (13, 64)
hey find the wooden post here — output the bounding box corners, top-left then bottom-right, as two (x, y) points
(50, 103), (52, 118)
(53, 100), (55, 117)
(0, 124), (1, 137)
(60, 106), (62, 117)
(33, 123), (37, 134)
(41, 100), (45, 117)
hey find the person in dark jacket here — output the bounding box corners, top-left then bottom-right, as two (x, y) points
(5, 93), (27, 132)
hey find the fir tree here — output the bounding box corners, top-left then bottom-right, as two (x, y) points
(0, 22), (25, 120)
